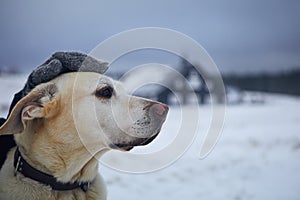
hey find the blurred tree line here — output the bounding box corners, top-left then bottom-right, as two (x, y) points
(223, 69), (300, 96)
(0, 66), (20, 75)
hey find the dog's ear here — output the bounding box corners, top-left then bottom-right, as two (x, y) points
(0, 82), (59, 135)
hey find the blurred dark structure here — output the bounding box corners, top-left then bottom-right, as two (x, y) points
(155, 59), (210, 105)
(126, 58), (224, 105)
(107, 56), (230, 105)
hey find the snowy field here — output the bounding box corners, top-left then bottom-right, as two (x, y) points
(1, 75), (300, 200)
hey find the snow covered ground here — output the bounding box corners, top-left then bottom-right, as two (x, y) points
(1, 75), (300, 200)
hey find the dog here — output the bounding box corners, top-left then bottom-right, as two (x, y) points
(0, 72), (168, 200)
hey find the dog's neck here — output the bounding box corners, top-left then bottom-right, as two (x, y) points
(13, 147), (92, 192)
(14, 120), (108, 184)
(15, 144), (105, 184)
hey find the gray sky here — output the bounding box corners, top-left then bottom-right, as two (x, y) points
(1, 0), (300, 74)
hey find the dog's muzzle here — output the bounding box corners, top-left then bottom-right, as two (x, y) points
(113, 103), (169, 151)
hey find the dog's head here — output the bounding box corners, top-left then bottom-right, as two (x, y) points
(0, 72), (168, 154)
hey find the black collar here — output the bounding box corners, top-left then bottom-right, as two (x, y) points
(14, 147), (91, 192)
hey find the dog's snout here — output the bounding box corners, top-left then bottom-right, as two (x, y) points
(150, 103), (169, 117)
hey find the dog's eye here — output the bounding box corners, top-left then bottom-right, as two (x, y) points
(95, 86), (113, 99)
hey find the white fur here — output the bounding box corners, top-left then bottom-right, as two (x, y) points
(0, 72), (168, 200)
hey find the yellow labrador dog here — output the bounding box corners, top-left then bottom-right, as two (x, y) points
(0, 72), (168, 200)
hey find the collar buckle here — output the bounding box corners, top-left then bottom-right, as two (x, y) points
(14, 154), (21, 176)
(80, 182), (90, 192)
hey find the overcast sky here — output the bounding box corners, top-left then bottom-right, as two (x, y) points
(1, 0), (300, 74)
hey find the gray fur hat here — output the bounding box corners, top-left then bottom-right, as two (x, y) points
(24, 51), (109, 94)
